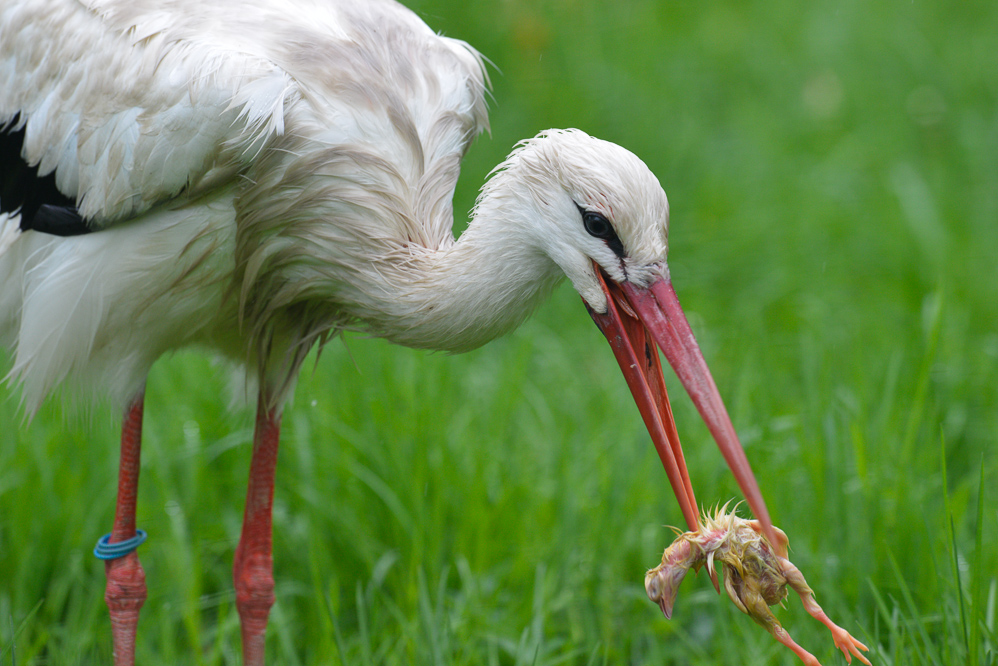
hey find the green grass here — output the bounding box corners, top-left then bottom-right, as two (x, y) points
(2, 0), (997, 664)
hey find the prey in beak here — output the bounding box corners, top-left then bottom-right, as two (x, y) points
(644, 504), (871, 666)
(585, 263), (778, 548)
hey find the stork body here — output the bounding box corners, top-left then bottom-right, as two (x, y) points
(1, 0), (500, 408)
(1, 1), (776, 663)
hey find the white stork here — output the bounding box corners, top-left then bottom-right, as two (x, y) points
(0, 0), (777, 663)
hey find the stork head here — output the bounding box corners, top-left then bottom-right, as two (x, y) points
(481, 129), (776, 544)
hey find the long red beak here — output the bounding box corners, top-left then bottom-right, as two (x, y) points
(586, 265), (776, 546)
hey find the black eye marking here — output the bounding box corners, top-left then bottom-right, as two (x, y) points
(576, 203), (625, 259)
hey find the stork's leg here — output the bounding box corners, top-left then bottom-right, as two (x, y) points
(103, 389), (148, 666)
(233, 392), (282, 666)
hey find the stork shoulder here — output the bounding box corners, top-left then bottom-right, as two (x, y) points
(0, 0), (300, 227)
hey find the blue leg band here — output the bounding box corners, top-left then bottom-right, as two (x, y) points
(94, 530), (148, 560)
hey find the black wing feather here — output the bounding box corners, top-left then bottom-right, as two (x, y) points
(1, 115), (91, 236)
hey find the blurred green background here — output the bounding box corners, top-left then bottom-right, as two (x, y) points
(2, 0), (996, 664)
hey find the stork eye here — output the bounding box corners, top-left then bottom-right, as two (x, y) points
(583, 211), (613, 239)
(577, 206), (625, 258)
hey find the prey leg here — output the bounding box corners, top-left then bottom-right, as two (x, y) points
(769, 622), (822, 666)
(233, 391), (282, 666)
(781, 560), (871, 665)
(738, 584), (821, 666)
(98, 389), (148, 666)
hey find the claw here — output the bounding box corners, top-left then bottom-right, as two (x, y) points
(831, 625), (871, 665)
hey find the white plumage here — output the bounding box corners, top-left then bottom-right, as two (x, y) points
(1, 1), (775, 663)
(1, 0), (496, 408)
(0, 0), (677, 413)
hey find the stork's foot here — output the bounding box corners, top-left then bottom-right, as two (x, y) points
(104, 552), (147, 666)
(234, 549), (275, 666)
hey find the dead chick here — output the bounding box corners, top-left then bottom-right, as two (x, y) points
(645, 503), (870, 666)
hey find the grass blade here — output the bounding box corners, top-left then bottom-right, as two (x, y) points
(0, 600), (42, 665)
(970, 458), (986, 666)
(887, 548), (943, 665)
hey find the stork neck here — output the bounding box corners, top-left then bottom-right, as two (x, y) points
(370, 206), (563, 352)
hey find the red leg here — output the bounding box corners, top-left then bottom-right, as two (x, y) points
(104, 389), (148, 666)
(233, 392), (282, 666)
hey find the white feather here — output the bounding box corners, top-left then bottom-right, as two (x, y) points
(3, 195), (237, 412)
